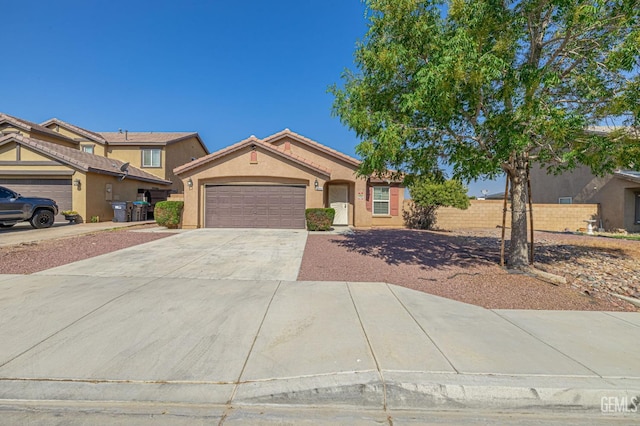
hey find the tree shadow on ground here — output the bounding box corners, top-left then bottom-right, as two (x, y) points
(331, 229), (503, 270)
(330, 229), (633, 271)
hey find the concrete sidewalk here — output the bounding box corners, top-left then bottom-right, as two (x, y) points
(0, 220), (162, 247)
(0, 275), (638, 415)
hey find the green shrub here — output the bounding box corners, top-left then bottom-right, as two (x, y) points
(305, 208), (336, 231)
(155, 201), (184, 229)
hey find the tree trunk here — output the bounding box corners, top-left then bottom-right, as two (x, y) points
(508, 155), (529, 269)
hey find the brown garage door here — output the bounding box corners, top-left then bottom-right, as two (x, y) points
(205, 185), (306, 229)
(0, 178), (72, 222)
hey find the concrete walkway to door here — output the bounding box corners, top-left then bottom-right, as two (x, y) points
(37, 229), (308, 281)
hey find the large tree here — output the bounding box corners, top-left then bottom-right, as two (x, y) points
(332, 0), (639, 269)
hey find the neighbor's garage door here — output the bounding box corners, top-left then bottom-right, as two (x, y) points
(0, 178), (72, 221)
(205, 185), (306, 229)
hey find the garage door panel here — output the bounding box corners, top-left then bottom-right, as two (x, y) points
(205, 185), (306, 229)
(0, 178), (72, 222)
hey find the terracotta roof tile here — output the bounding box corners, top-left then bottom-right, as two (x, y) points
(0, 133), (171, 185)
(173, 136), (331, 177)
(99, 131), (199, 145)
(40, 118), (106, 143)
(0, 113), (78, 143)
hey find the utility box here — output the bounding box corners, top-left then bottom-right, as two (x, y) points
(111, 202), (131, 222)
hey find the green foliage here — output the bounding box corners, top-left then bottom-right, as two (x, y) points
(61, 210), (78, 216)
(332, 0), (639, 267)
(409, 178), (470, 210)
(305, 208), (336, 231)
(404, 178), (469, 229)
(154, 201), (184, 229)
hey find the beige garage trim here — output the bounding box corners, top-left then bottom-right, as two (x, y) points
(205, 185), (306, 229)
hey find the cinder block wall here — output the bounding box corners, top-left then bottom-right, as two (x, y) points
(404, 200), (599, 232)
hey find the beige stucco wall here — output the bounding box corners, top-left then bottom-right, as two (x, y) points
(30, 131), (78, 148)
(42, 123), (109, 156)
(164, 137), (208, 193)
(0, 141), (17, 160)
(0, 124), (78, 148)
(107, 145), (162, 174)
(44, 125), (86, 141)
(0, 145), (74, 173)
(177, 144), (385, 229)
(83, 173), (170, 222)
(531, 164), (639, 231)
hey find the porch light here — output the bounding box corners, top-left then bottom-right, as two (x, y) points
(187, 178), (193, 189)
(73, 178), (81, 189)
(314, 178), (319, 188)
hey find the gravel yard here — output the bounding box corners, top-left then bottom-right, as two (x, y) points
(298, 228), (639, 311)
(0, 225), (173, 274)
(2, 225), (637, 311)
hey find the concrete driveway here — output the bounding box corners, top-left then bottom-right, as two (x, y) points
(37, 228), (308, 281)
(1, 227), (640, 421)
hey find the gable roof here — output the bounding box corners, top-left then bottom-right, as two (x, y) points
(173, 129), (360, 177)
(614, 170), (640, 184)
(99, 131), (200, 145)
(173, 135), (332, 177)
(98, 131), (209, 154)
(0, 134), (171, 185)
(0, 113), (78, 144)
(40, 118), (107, 143)
(263, 128), (361, 167)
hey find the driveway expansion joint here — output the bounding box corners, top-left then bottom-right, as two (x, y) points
(346, 282), (387, 410)
(0, 277), (158, 370)
(490, 310), (603, 378)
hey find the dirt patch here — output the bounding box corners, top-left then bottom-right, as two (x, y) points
(0, 225), (174, 274)
(298, 228), (639, 311)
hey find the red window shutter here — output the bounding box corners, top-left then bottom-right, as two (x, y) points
(366, 186), (372, 212)
(390, 187), (399, 216)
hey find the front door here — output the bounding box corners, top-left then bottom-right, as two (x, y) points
(328, 184), (348, 226)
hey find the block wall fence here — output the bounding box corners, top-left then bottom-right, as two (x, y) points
(404, 200), (600, 232)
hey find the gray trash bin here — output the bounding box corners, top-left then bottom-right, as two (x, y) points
(132, 202), (148, 221)
(111, 202), (129, 222)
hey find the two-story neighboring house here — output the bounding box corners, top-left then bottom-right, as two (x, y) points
(531, 164), (640, 233)
(0, 113), (208, 222)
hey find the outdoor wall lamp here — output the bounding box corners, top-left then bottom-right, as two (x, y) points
(187, 178), (193, 189)
(73, 178), (81, 189)
(314, 178), (319, 188)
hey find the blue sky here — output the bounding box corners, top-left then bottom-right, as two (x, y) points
(2, 0), (503, 196)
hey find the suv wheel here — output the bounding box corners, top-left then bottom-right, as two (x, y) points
(30, 209), (55, 229)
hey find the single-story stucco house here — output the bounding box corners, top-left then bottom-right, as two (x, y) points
(173, 129), (405, 229)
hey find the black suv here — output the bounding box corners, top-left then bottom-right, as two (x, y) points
(0, 185), (59, 229)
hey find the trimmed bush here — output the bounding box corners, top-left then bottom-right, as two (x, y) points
(305, 208), (336, 231)
(155, 201), (184, 229)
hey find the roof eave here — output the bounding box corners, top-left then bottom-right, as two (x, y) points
(86, 167), (172, 185)
(263, 129), (361, 168)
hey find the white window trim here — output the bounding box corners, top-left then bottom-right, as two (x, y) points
(141, 148), (162, 168)
(558, 197), (573, 204)
(373, 186), (390, 215)
(81, 144), (94, 154)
